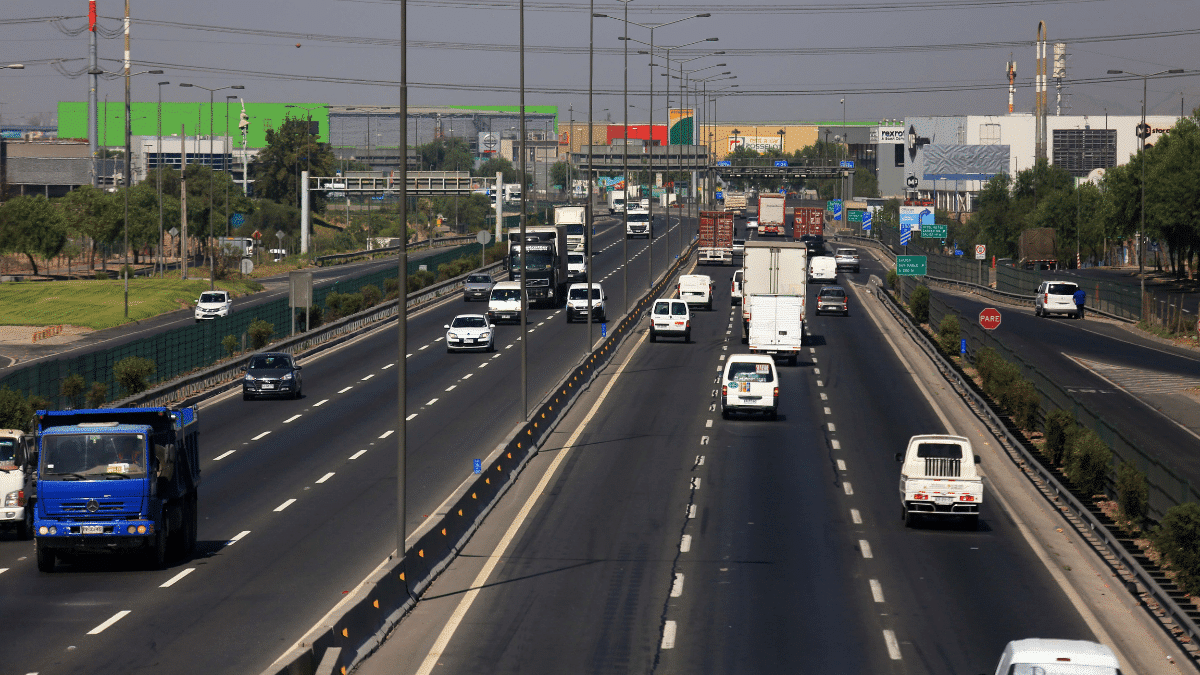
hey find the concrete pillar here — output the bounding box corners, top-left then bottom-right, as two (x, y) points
(300, 169), (310, 254)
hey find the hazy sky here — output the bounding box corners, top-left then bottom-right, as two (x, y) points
(3, 0), (1197, 129)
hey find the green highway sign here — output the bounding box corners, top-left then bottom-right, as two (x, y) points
(847, 210), (864, 223)
(919, 223), (947, 239)
(897, 255), (928, 276)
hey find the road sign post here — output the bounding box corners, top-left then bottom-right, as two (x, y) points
(476, 229), (492, 265)
(979, 308), (1002, 330)
(975, 244), (987, 285)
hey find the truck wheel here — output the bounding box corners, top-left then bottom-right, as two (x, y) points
(36, 540), (56, 572)
(185, 496), (198, 556)
(650, 331), (657, 343)
(787, 355), (798, 367)
(146, 528), (167, 570)
(684, 330), (691, 343)
(706, 301), (712, 311)
(17, 504), (33, 540)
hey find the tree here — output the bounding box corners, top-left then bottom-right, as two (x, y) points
(1144, 115), (1200, 278)
(253, 116), (336, 211)
(550, 160), (572, 190)
(415, 137), (472, 172)
(58, 185), (121, 269)
(853, 166), (879, 199)
(970, 173), (1020, 258)
(475, 156), (517, 183)
(0, 195), (67, 275)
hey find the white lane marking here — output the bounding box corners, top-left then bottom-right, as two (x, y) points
(662, 620), (677, 649)
(0, 568), (7, 574)
(859, 540), (873, 559)
(160, 568), (196, 588)
(313, 399), (329, 407)
(670, 573), (685, 597)
(696, 456), (705, 466)
(700, 436), (709, 446)
(820, 393), (828, 401)
(719, 354), (726, 361)
(338, 387), (352, 394)
(419, 345), (429, 350)
(843, 482), (854, 496)
(316, 472), (335, 484)
(828, 423), (836, 432)
(824, 407), (832, 415)
(883, 630), (902, 660)
(705, 419), (712, 428)
(406, 353), (413, 358)
(680, 535), (692, 553)
(812, 358), (818, 364)
(537, 321), (545, 327)
(837, 459), (847, 471)
(362, 374), (375, 381)
(434, 337), (444, 342)
(505, 344), (514, 349)
(252, 431), (271, 441)
(691, 477), (701, 490)
(831, 440), (841, 450)
(382, 363), (395, 369)
(491, 354), (501, 360)
(349, 449), (368, 460)
(851, 509), (862, 524)
(284, 415), (301, 424)
(87, 610), (131, 635)
(406, 414), (418, 421)
(688, 504), (696, 518)
(479, 362), (489, 368)
(814, 368), (821, 375)
(810, 348), (816, 354)
(379, 430), (395, 439)
(462, 373), (473, 379)
(225, 530), (250, 546)
(274, 499), (296, 512)
(870, 579), (885, 603)
(214, 450), (235, 461)
(425, 398), (438, 406)
(817, 380), (824, 387)
(446, 385), (457, 392)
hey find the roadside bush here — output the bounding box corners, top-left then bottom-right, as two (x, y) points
(248, 318), (274, 349)
(120, 264), (135, 280)
(221, 335), (239, 357)
(886, 268), (898, 292)
(1116, 460), (1149, 529)
(339, 292), (364, 316)
(301, 304), (323, 330)
(408, 269), (435, 293)
(325, 291), (346, 319)
(60, 374), (86, 408)
(1044, 409), (1076, 466)
(114, 356), (157, 396)
(86, 382), (108, 408)
(384, 277), (399, 295)
(93, 269), (110, 280)
(1003, 378), (1041, 432)
(0, 389), (33, 430)
(1152, 502), (1200, 597)
(909, 285), (930, 323)
(360, 284), (382, 308)
(1065, 428), (1112, 497)
(937, 314), (961, 356)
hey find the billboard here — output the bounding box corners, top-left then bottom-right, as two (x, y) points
(669, 108), (694, 145)
(478, 132), (500, 154)
(873, 126), (904, 143)
(728, 136), (783, 152)
(921, 144), (1010, 181)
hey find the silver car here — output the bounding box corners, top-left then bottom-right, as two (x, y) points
(463, 274), (496, 302)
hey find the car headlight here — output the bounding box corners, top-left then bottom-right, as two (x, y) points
(448, 332), (459, 339)
(244, 373), (255, 381)
(281, 372), (293, 381)
(480, 331), (491, 339)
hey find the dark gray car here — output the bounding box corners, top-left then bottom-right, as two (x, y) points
(243, 352), (302, 400)
(463, 274), (496, 302)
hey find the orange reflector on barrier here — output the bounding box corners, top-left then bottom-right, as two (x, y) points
(485, 477), (491, 484)
(441, 528), (447, 536)
(418, 549), (425, 558)
(342, 628), (349, 637)
(400, 571), (406, 580)
(458, 509), (463, 516)
(373, 599), (380, 608)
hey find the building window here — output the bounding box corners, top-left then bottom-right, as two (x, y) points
(979, 124), (1001, 145)
(1052, 128), (1116, 177)
(894, 143), (905, 168)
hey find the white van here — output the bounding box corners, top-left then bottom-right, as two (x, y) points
(678, 274), (714, 310)
(487, 281), (523, 324)
(730, 269), (744, 306)
(1035, 280), (1080, 318)
(992, 639), (1121, 675)
(566, 282), (606, 323)
(808, 255), (837, 284)
(721, 354), (779, 420)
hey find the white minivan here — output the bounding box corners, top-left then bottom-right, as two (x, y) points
(992, 639), (1121, 675)
(808, 255), (837, 284)
(1035, 280), (1080, 318)
(566, 282), (606, 323)
(721, 354), (779, 420)
(678, 274), (714, 310)
(487, 281), (523, 324)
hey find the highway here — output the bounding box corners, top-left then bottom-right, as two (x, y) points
(0, 207), (693, 675)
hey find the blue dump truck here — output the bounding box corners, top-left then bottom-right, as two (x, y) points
(33, 407), (201, 572)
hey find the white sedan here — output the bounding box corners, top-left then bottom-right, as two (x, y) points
(445, 314), (495, 352)
(194, 290), (231, 322)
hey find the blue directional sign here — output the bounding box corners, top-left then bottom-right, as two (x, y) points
(960, 338), (967, 356)
(716, 160), (731, 167)
(715, 191), (724, 200)
(230, 213), (245, 226)
(955, 249), (964, 256)
(774, 160), (789, 167)
(473, 459), (482, 474)
(832, 202), (843, 221)
(601, 323), (607, 338)
(840, 160), (855, 169)
(900, 223), (912, 246)
(861, 211), (872, 231)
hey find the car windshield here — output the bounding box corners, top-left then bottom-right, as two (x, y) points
(820, 289), (846, 298)
(452, 316), (488, 328)
(836, 249), (857, 256)
(466, 275), (491, 284)
(41, 433), (148, 479)
(569, 288), (601, 300)
(1047, 283), (1078, 295)
(915, 442), (964, 459)
(568, 254), (585, 265)
(0, 437), (16, 466)
(727, 362), (773, 383)
(249, 355), (291, 370)
(492, 289), (522, 301)
(199, 292), (226, 303)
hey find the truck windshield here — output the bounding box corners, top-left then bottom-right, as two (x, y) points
(40, 433), (148, 480)
(566, 224), (584, 236)
(0, 437), (16, 466)
(511, 253), (555, 271)
(627, 213), (649, 223)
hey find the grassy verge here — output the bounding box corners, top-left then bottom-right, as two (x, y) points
(0, 277), (263, 330)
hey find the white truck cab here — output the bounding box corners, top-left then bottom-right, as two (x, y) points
(993, 639), (1121, 675)
(897, 434), (982, 528)
(0, 429), (35, 539)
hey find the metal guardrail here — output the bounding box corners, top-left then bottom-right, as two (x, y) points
(871, 279), (1200, 659)
(315, 234), (479, 266)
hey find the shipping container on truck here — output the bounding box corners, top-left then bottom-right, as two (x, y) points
(791, 207), (825, 239)
(757, 194), (787, 236)
(1018, 227), (1058, 270)
(698, 211), (736, 265)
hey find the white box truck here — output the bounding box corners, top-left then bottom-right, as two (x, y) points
(741, 241), (808, 363)
(555, 205), (588, 253)
(747, 295), (805, 366)
(607, 190), (626, 215)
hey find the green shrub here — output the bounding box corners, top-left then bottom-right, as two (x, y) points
(94, 269), (110, 280)
(1044, 409), (1076, 466)
(360, 284), (382, 308)
(114, 356), (157, 396)
(1065, 428), (1112, 497)
(222, 335), (239, 357)
(301, 304), (322, 330)
(1152, 502), (1200, 596)
(86, 382), (108, 408)
(340, 292), (364, 316)
(325, 291), (345, 320)
(408, 269), (435, 293)
(248, 319), (274, 349)
(27, 394), (52, 415)
(886, 268), (898, 292)
(1003, 378), (1041, 432)
(937, 314), (961, 356)
(384, 277), (399, 295)
(909, 285), (930, 323)
(1116, 460), (1148, 529)
(60, 374), (86, 408)
(120, 264), (135, 280)
(0, 389), (33, 430)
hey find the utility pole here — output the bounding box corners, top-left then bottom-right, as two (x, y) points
(88, 0), (99, 188)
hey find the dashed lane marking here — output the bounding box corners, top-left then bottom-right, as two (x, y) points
(700, 436), (709, 445)
(831, 440), (841, 450)
(419, 345), (429, 351)
(817, 380), (824, 387)
(225, 530), (250, 546)
(313, 399), (329, 407)
(406, 414), (418, 421)
(843, 482), (854, 495)
(160, 568), (196, 588)
(316, 472), (335, 484)
(338, 387), (352, 394)
(870, 579), (885, 603)
(379, 430), (395, 439)
(828, 423), (836, 432)
(284, 415), (301, 424)
(851, 509), (862, 524)
(820, 393), (828, 401)
(680, 535), (692, 553)
(479, 362), (490, 368)
(252, 431), (270, 441)
(446, 385), (457, 392)
(382, 363), (395, 369)
(837, 459), (847, 471)
(662, 620), (677, 649)
(425, 398), (438, 406)
(859, 539), (873, 558)
(87, 610), (131, 635)
(687, 505), (696, 519)
(362, 374), (375, 381)
(274, 499), (296, 512)
(670, 573), (685, 597)
(214, 450), (235, 461)
(883, 630), (902, 660)
(705, 420), (712, 428)
(824, 407), (832, 415)
(349, 449), (368, 460)
(814, 368), (821, 375)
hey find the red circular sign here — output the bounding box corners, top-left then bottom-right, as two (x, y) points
(979, 308), (1002, 330)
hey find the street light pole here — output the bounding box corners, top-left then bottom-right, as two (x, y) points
(587, 3), (595, 353)
(156, 80), (168, 278)
(120, 64), (163, 319)
(226, 94), (237, 238)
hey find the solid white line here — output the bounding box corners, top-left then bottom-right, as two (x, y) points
(214, 450), (235, 461)
(837, 459), (847, 471)
(831, 439), (841, 450)
(843, 482), (854, 496)
(87, 610), (131, 635)
(225, 530), (250, 546)
(349, 449), (368, 460)
(283, 415), (301, 424)
(680, 534), (692, 553)
(274, 499), (296, 512)
(413, 329), (650, 675)
(828, 423), (836, 432)
(382, 363), (395, 369)
(670, 573), (685, 597)
(859, 539), (873, 559)
(251, 431), (270, 441)
(362, 374), (375, 381)
(160, 568), (196, 588)
(870, 579), (885, 603)
(851, 509), (862, 524)
(883, 630), (902, 660)
(406, 413), (418, 421)
(446, 385), (457, 392)
(313, 399), (329, 407)
(338, 387), (352, 394)
(379, 430), (395, 439)
(316, 472), (335, 484)
(662, 620), (677, 649)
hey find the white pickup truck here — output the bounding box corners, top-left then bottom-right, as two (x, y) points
(0, 429), (35, 539)
(897, 434), (982, 528)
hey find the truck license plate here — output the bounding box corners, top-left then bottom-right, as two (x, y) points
(934, 497), (953, 506)
(82, 525), (104, 534)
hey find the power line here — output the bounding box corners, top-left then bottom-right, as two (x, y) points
(336, 0), (1112, 13)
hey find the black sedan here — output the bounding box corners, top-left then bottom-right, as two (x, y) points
(242, 352), (303, 400)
